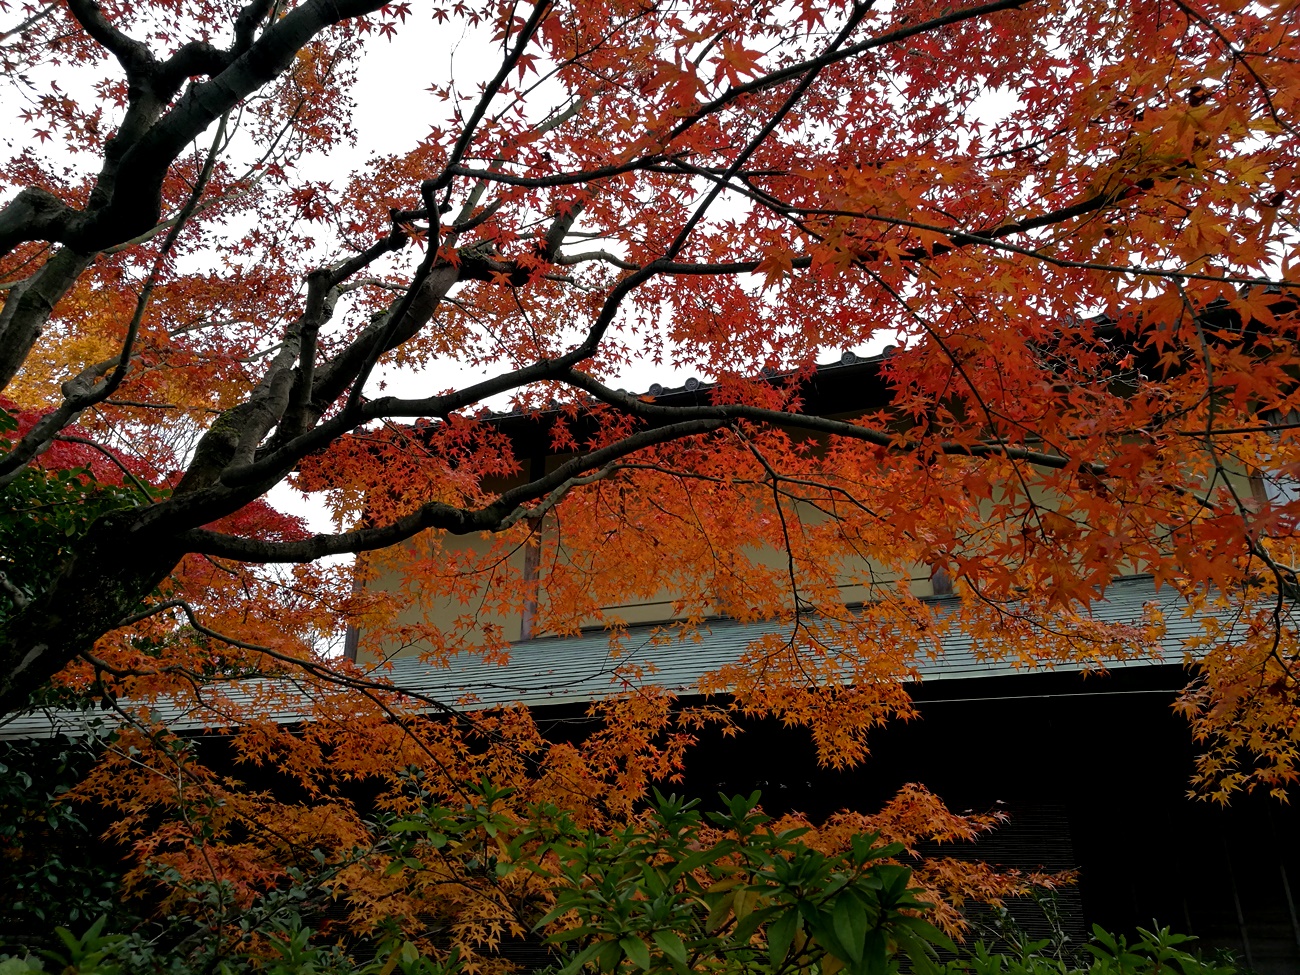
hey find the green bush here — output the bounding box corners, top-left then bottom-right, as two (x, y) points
(0, 785), (1244, 975)
(0, 734), (125, 940)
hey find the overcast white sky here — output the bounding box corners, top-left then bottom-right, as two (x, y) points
(2, 8), (953, 532)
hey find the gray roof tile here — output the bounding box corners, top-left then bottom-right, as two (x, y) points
(0, 576), (1274, 740)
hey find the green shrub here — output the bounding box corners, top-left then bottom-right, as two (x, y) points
(0, 786), (1244, 975)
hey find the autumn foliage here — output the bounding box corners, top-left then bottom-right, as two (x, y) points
(0, 0), (1299, 955)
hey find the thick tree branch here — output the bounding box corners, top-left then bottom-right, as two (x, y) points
(157, 40), (235, 90)
(198, 257), (363, 488)
(558, 370), (1106, 475)
(0, 246), (95, 391)
(232, 0), (278, 54)
(554, 249), (639, 270)
(0, 510), (181, 715)
(0, 0), (389, 258)
(268, 3), (562, 457)
(224, 330), (603, 490)
(65, 0), (157, 79)
(0, 188), (78, 264)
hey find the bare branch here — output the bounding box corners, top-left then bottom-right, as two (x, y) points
(53, 434), (157, 501)
(429, 0), (555, 198)
(498, 463), (618, 530)
(665, 0), (1031, 144)
(0, 1), (59, 41)
(555, 249), (640, 270)
(0, 0), (392, 258)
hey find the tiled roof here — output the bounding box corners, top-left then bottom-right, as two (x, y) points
(2, 576), (1275, 741)
(366, 574), (1216, 709)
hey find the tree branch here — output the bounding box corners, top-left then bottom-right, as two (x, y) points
(65, 0), (157, 79)
(116, 599), (481, 728)
(554, 249), (639, 270)
(0, 114), (228, 485)
(664, 0), (1031, 146)
(185, 418), (726, 561)
(0, 0), (391, 258)
(558, 369), (1106, 475)
(429, 0), (555, 197)
(0, 187), (77, 264)
(53, 434), (157, 501)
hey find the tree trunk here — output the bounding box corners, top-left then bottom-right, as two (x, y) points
(0, 511), (179, 715)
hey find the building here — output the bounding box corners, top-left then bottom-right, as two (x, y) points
(336, 348), (1300, 970)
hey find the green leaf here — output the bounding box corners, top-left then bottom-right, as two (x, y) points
(767, 908), (799, 968)
(891, 927), (939, 975)
(54, 927), (81, 955)
(387, 820), (427, 832)
(652, 930), (688, 967)
(896, 915), (957, 955)
(596, 939), (624, 973)
(673, 848), (719, 876)
(705, 890), (736, 932)
(733, 887), (756, 923)
(559, 940), (606, 975)
(548, 926), (597, 945)
(733, 904), (779, 944)
(832, 894), (867, 963)
(620, 936), (651, 970)
(860, 929), (888, 975)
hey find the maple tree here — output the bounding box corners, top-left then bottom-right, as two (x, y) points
(0, 0), (1299, 953)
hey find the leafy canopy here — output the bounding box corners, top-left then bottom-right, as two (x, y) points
(0, 0), (1299, 938)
